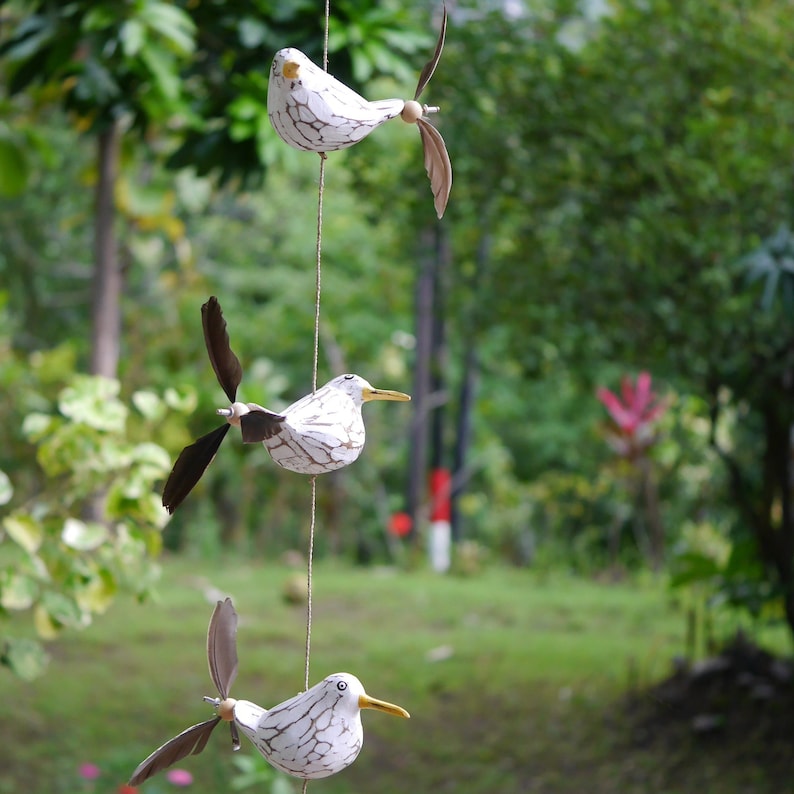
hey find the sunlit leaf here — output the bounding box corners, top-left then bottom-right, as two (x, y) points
(21, 412), (56, 442)
(138, 0), (196, 55)
(61, 518), (109, 551)
(132, 390), (166, 421)
(75, 569), (117, 614)
(120, 18), (146, 57)
(164, 385), (197, 413)
(0, 572), (38, 610)
(59, 376), (127, 432)
(0, 470), (12, 505)
(131, 442), (171, 475)
(140, 43), (180, 100)
(33, 604), (59, 640)
(3, 514), (43, 554)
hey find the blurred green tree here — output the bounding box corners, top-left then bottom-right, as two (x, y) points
(470, 0), (794, 632)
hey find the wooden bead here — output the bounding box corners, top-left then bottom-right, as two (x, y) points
(218, 698), (237, 721)
(401, 100), (423, 124)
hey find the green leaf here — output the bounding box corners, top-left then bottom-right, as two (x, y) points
(0, 470), (12, 506)
(3, 514), (43, 554)
(21, 412), (56, 442)
(82, 7), (116, 32)
(120, 18), (146, 57)
(0, 572), (38, 610)
(132, 389), (165, 421)
(61, 518), (109, 551)
(1, 638), (49, 681)
(669, 550), (721, 588)
(40, 591), (88, 629)
(138, 0), (196, 55)
(0, 135), (29, 196)
(131, 442), (171, 473)
(140, 43), (180, 100)
(59, 376), (127, 432)
(0, 15), (57, 62)
(75, 568), (117, 614)
(164, 385), (197, 413)
(271, 776), (296, 794)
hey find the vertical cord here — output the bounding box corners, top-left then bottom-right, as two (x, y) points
(304, 139), (326, 702)
(302, 16), (331, 794)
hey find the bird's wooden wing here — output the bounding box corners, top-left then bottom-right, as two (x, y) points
(202, 296), (243, 403)
(128, 717), (221, 787)
(207, 598), (239, 700)
(414, 5), (447, 101)
(417, 117), (452, 219)
(207, 597), (241, 750)
(162, 424), (230, 513)
(240, 409), (287, 443)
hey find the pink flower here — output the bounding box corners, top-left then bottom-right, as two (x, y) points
(166, 769), (194, 787)
(596, 371), (666, 457)
(78, 763), (101, 781)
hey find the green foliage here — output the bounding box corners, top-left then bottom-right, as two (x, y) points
(0, 0), (197, 129)
(0, 356), (194, 678)
(230, 753), (296, 793)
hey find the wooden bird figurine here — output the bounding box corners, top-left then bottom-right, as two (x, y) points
(161, 297), (410, 513)
(267, 7), (452, 218)
(129, 599), (410, 785)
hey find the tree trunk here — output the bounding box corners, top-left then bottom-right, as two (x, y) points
(638, 455), (664, 570)
(450, 230), (488, 542)
(711, 397), (794, 638)
(406, 228), (437, 541)
(90, 122), (122, 378)
(451, 344), (477, 542)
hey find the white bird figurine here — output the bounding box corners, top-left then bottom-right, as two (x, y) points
(162, 297), (410, 512)
(129, 599), (410, 786)
(267, 7), (452, 218)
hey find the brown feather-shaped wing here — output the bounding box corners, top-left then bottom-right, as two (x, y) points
(207, 598), (239, 699)
(202, 297), (243, 403)
(240, 409), (287, 443)
(417, 117), (452, 219)
(128, 717), (222, 787)
(162, 424), (230, 513)
(414, 5), (447, 101)
(207, 597), (241, 750)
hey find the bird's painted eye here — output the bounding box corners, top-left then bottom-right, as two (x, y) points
(337, 680), (348, 691)
(343, 374), (354, 380)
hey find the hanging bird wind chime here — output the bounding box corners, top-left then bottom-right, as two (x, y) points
(162, 296), (411, 513)
(267, 7), (452, 218)
(129, 599), (410, 786)
(135, 5), (448, 790)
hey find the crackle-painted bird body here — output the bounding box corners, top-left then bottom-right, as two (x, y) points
(229, 374), (409, 475)
(233, 673), (408, 779)
(161, 298), (410, 512)
(267, 8), (452, 217)
(268, 48), (405, 152)
(129, 601), (410, 786)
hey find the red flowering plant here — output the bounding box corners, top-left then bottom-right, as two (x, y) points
(596, 371), (668, 569)
(596, 371), (667, 460)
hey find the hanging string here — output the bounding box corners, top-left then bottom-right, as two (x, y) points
(302, 7), (332, 778)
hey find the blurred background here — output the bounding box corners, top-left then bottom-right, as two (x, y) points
(1, 0), (793, 792)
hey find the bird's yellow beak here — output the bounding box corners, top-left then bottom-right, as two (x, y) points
(283, 60), (300, 79)
(359, 693), (410, 719)
(363, 387), (411, 403)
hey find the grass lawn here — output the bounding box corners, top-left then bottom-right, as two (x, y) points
(1, 555), (789, 794)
